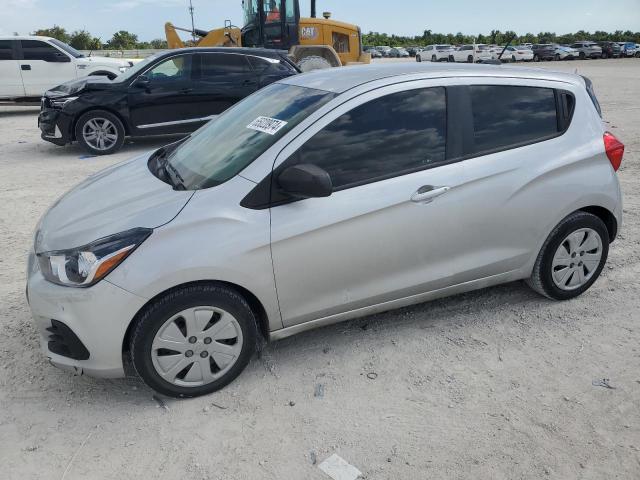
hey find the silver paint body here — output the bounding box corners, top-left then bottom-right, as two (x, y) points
(27, 63), (623, 377)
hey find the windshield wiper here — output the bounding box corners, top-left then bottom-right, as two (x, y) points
(163, 160), (187, 191)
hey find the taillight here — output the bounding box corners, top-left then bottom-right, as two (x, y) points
(603, 132), (624, 171)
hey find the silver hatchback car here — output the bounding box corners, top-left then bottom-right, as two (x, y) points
(27, 63), (624, 397)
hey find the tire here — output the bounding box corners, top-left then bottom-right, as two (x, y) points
(527, 212), (609, 301)
(512, 55), (517, 62)
(130, 284), (258, 398)
(431, 54), (437, 62)
(74, 109), (125, 155)
(297, 55), (333, 72)
(533, 54), (540, 62)
(554, 53), (560, 61)
(601, 52), (608, 59)
(467, 55), (474, 63)
(416, 54), (422, 62)
(449, 55), (455, 62)
(579, 51), (586, 60)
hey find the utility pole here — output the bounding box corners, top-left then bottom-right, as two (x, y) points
(188, 0), (196, 41)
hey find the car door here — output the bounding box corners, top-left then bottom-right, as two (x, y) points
(18, 39), (75, 96)
(0, 40), (24, 98)
(127, 53), (200, 134)
(189, 52), (258, 120)
(269, 83), (477, 327)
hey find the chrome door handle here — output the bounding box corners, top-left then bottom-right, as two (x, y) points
(411, 185), (451, 203)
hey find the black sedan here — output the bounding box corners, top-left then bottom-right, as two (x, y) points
(39, 47), (300, 155)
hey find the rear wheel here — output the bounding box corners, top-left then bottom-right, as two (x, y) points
(527, 212), (609, 300)
(431, 54), (437, 62)
(130, 284), (258, 398)
(467, 55), (474, 63)
(297, 55), (333, 72)
(74, 110), (125, 155)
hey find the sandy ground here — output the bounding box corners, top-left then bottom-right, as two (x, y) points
(0, 58), (639, 480)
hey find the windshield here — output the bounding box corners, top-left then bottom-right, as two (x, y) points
(113, 53), (163, 83)
(243, 0), (260, 25)
(436, 45), (451, 50)
(165, 83), (336, 190)
(49, 39), (84, 58)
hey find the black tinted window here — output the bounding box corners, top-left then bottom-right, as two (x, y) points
(199, 53), (249, 78)
(0, 40), (14, 60)
(294, 87), (447, 189)
(21, 40), (61, 61)
(470, 85), (558, 153)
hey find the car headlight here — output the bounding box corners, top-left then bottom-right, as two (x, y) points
(37, 228), (151, 287)
(49, 96), (78, 109)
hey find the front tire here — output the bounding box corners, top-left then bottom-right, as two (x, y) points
(130, 284), (258, 398)
(527, 212), (609, 300)
(75, 110), (125, 155)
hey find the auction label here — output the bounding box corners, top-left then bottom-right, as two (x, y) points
(247, 116), (288, 135)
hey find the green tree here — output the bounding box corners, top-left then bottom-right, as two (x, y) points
(106, 30), (138, 50)
(149, 38), (168, 49)
(33, 25), (70, 43)
(69, 30), (102, 50)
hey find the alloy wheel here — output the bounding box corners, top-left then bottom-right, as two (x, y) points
(551, 228), (603, 291)
(151, 306), (243, 387)
(82, 118), (119, 151)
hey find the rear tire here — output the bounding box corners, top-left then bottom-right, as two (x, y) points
(527, 212), (609, 300)
(74, 110), (125, 156)
(297, 55), (333, 72)
(431, 54), (437, 62)
(467, 55), (474, 63)
(130, 284), (258, 398)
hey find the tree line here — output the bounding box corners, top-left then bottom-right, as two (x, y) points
(363, 29), (640, 47)
(30, 25), (640, 50)
(32, 25), (168, 50)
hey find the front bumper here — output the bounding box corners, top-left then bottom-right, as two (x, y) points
(27, 259), (148, 378)
(38, 106), (73, 147)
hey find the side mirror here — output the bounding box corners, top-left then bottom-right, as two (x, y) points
(277, 164), (332, 199)
(133, 75), (151, 89)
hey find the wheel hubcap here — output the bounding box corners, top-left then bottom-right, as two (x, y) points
(551, 228), (603, 291)
(151, 306), (243, 387)
(82, 117), (118, 151)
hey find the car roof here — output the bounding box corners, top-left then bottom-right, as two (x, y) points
(278, 63), (585, 93)
(158, 47), (289, 58)
(0, 35), (55, 41)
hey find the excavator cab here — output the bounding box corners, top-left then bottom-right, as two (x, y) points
(241, 0), (300, 50)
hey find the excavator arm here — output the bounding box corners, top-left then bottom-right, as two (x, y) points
(165, 22), (242, 49)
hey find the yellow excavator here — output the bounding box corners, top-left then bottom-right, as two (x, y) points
(165, 0), (371, 71)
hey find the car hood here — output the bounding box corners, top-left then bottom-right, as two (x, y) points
(77, 56), (131, 68)
(35, 152), (194, 252)
(45, 75), (117, 97)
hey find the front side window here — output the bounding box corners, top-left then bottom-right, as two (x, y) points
(21, 40), (62, 61)
(292, 87), (447, 190)
(470, 85), (558, 154)
(148, 54), (192, 82)
(165, 83), (335, 189)
(0, 40), (14, 60)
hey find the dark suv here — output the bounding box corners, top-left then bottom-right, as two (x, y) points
(39, 47), (300, 155)
(597, 41), (621, 59)
(532, 44), (556, 62)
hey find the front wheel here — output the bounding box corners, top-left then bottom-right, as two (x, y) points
(527, 212), (609, 300)
(74, 110), (125, 155)
(130, 284), (258, 398)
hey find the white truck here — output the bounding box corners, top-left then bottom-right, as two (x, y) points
(0, 36), (132, 101)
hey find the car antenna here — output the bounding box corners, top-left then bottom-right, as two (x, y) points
(498, 33), (517, 61)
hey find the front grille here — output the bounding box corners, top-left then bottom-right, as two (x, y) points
(46, 320), (90, 360)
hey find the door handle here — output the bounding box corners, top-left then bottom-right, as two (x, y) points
(21, 64), (31, 71)
(411, 185), (451, 203)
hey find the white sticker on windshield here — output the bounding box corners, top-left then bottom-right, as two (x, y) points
(247, 116), (288, 135)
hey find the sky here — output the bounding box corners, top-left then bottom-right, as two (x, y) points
(1, 0), (639, 41)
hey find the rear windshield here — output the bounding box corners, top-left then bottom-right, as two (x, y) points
(165, 83), (336, 190)
(581, 75), (602, 117)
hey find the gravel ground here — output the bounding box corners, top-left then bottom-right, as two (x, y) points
(0, 58), (638, 480)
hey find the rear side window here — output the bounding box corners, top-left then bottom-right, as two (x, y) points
(469, 85), (558, 154)
(0, 40), (15, 60)
(21, 40), (61, 61)
(293, 87), (447, 189)
(198, 53), (250, 78)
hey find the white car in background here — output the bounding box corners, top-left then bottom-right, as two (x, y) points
(501, 46), (534, 62)
(554, 45), (580, 60)
(0, 36), (132, 100)
(416, 44), (454, 62)
(450, 45), (494, 63)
